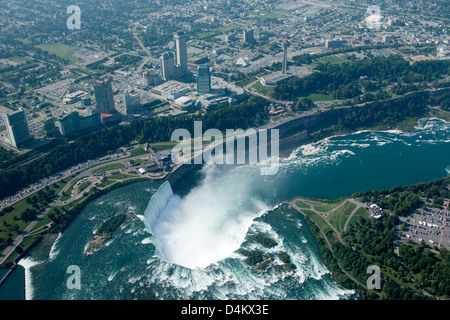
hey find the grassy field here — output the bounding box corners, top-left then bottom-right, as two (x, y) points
(108, 174), (137, 180)
(253, 82), (275, 96)
(301, 93), (334, 102)
(295, 200), (311, 209)
(249, 10), (285, 21)
(197, 23), (243, 39)
(318, 54), (349, 65)
(294, 197), (368, 239)
(92, 163), (125, 174)
(78, 181), (91, 194)
(150, 142), (177, 152)
(235, 76), (257, 87)
(314, 201), (341, 213)
(6, 56), (34, 63)
(129, 147), (147, 157)
(36, 43), (80, 63)
(347, 207), (368, 226)
(329, 201), (357, 232)
(0, 175), (73, 242)
(301, 209), (333, 235)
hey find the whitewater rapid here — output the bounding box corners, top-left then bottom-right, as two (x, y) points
(11, 118), (449, 300)
(143, 165), (271, 269)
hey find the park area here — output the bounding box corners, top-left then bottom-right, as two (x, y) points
(293, 197), (368, 237)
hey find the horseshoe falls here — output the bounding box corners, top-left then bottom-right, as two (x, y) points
(7, 118), (450, 300)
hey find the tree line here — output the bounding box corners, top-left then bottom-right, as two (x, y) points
(272, 55), (450, 101)
(0, 96), (269, 200)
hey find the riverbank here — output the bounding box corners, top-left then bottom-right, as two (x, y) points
(2, 87), (449, 299)
(290, 175), (450, 300)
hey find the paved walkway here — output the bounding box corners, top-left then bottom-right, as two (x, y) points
(290, 198), (374, 293)
(0, 148), (169, 265)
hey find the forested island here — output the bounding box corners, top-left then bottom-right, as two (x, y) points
(85, 213), (127, 255)
(238, 232), (296, 272)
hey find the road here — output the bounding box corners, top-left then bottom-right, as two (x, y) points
(290, 198), (374, 293)
(0, 146), (173, 265)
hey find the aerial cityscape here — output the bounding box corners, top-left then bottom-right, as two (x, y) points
(0, 0), (449, 306)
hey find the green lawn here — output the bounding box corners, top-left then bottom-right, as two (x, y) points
(129, 158), (150, 166)
(129, 147), (147, 157)
(92, 163), (125, 174)
(313, 201), (341, 213)
(36, 43), (80, 63)
(0, 176), (73, 242)
(6, 56), (33, 63)
(197, 23), (243, 39)
(108, 174), (135, 180)
(0, 125), (5, 132)
(97, 179), (117, 189)
(347, 207), (368, 227)
(295, 200), (311, 209)
(301, 93), (334, 102)
(78, 181), (91, 193)
(318, 54), (349, 65)
(249, 10), (285, 21)
(329, 201), (357, 232)
(150, 142), (177, 152)
(254, 82), (275, 96)
(301, 209), (333, 235)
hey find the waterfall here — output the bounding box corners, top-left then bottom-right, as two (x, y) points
(143, 181), (174, 234)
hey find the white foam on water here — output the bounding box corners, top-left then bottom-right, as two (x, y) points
(144, 165), (271, 269)
(141, 237), (152, 244)
(17, 257), (43, 300)
(48, 232), (62, 261)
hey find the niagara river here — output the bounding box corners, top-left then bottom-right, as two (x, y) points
(3, 118), (449, 300)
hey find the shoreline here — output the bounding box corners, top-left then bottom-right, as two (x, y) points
(3, 111), (449, 299)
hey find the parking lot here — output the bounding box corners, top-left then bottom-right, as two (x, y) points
(400, 200), (450, 250)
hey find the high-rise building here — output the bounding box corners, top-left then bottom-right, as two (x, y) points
(174, 32), (188, 75)
(82, 96), (91, 107)
(94, 78), (115, 114)
(55, 112), (80, 137)
(161, 52), (175, 81)
(243, 29), (254, 43)
(143, 71), (155, 87)
(123, 90), (141, 115)
(197, 64), (211, 94)
(2, 109), (32, 148)
(56, 111), (101, 137)
(282, 40), (290, 75)
(43, 118), (60, 138)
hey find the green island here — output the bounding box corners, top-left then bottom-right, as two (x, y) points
(85, 213), (127, 255)
(238, 233), (296, 272)
(291, 176), (450, 300)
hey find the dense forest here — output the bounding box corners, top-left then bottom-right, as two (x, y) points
(272, 56), (450, 101)
(351, 177), (450, 298)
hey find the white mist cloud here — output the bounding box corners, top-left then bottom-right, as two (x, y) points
(146, 165), (270, 269)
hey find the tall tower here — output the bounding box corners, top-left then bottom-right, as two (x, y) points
(123, 90), (141, 115)
(174, 32), (188, 75)
(161, 52), (175, 81)
(196, 64), (211, 94)
(2, 108), (32, 148)
(94, 78), (115, 114)
(282, 40), (290, 75)
(243, 29), (254, 43)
